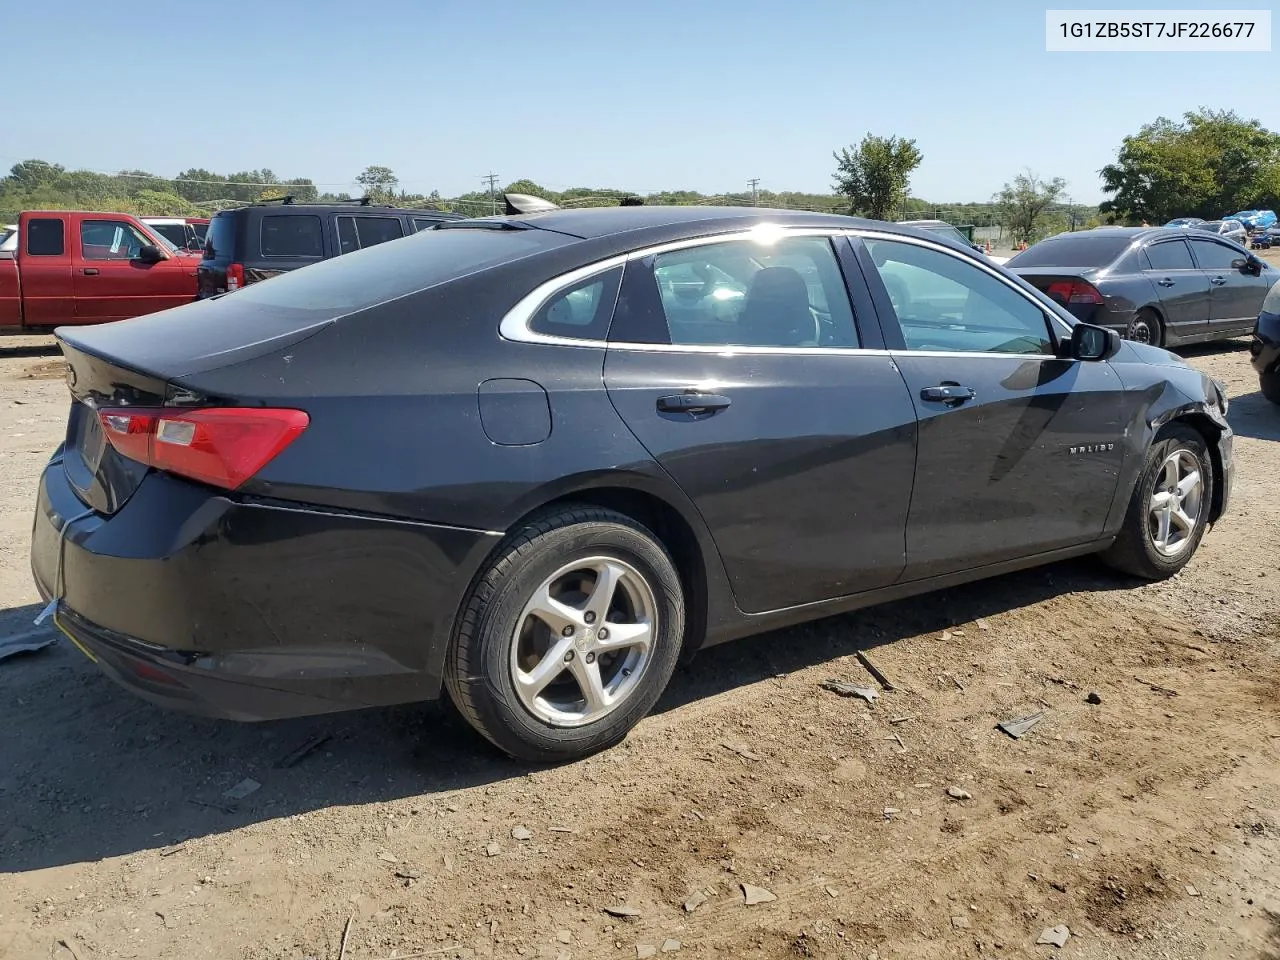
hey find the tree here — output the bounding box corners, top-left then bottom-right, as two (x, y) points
(7, 159), (64, 189)
(356, 165), (399, 201)
(993, 170), (1067, 243)
(832, 134), (922, 220)
(1099, 109), (1280, 223)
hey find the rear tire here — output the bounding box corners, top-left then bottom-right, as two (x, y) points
(1261, 369), (1280, 405)
(1100, 424), (1212, 580)
(444, 506), (685, 762)
(1125, 308), (1164, 348)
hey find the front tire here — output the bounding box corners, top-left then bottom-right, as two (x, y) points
(445, 506), (686, 762)
(1125, 308), (1164, 347)
(1261, 369), (1280, 404)
(1100, 424), (1213, 580)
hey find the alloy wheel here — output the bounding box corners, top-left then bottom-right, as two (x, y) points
(509, 557), (657, 728)
(1147, 449), (1203, 557)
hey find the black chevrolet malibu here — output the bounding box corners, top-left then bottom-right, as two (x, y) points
(32, 205), (1234, 761)
(1007, 227), (1275, 347)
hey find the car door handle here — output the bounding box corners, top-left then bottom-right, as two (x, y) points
(1210, 276), (1227, 286)
(81, 268), (99, 276)
(656, 392), (732, 414)
(920, 384), (976, 406)
(1156, 277), (1175, 287)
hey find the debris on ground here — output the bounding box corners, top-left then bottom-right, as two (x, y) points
(511, 825), (533, 841)
(1036, 924), (1070, 947)
(721, 741), (763, 761)
(856, 650), (896, 690)
(976, 618), (990, 631)
(951, 915), (971, 929)
(946, 786), (972, 801)
(741, 883), (777, 905)
(997, 712), (1045, 739)
(376, 851), (398, 863)
(636, 945), (657, 959)
(0, 630), (56, 662)
(274, 733), (331, 769)
(1135, 676), (1179, 697)
(821, 679), (878, 703)
(485, 842), (501, 857)
(556, 930), (572, 944)
(1186, 884), (1201, 897)
(222, 778), (261, 801)
(661, 939), (682, 953)
(683, 890), (708, 913)
(603, 904), (641, 919)
(1086, 691), (1102, 705)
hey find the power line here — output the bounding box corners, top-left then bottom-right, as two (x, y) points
(748, 178), (760, 206)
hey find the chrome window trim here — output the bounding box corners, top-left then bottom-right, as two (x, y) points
(498, 224), (1076, 353)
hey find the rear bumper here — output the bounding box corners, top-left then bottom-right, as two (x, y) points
(31, 457), (501, 721)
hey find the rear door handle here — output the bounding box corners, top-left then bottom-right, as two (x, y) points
(1157, 277), (1175, 287)
(1210, 276), (1227, 286)
(81, 268), (99, 276)
(657, 392), (732, 414)
(920, 384), (976, 406)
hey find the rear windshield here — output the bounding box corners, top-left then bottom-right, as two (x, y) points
(1007, 235), (1133, 268)
(223, 225), (573, 315)
(204, 213), (237, 260)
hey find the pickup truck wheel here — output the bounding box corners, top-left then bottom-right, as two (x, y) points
(1100, 424), (1212, 580)
(444, 505), (685, 763)
(1261, 370), (1280, 404)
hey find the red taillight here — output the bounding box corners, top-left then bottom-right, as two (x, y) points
(98, 407), (309, 490)
(226, 263), (245, 291)
(1044, 280), (1104, 306)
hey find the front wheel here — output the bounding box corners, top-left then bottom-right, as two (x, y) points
(1100, 424), (1213, 580)
(445, 506), (686, 762)
(1261, 369), (1280, 404)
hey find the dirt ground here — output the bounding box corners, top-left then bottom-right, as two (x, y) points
(1, 325), (1278, 960)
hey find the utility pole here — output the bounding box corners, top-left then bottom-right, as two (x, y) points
(747, 178), (760, 206)
(482, 173), (500, 215)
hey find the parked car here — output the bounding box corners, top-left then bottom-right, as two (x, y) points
(142, 217), (209, 252)
(897, 219), (985, 253)
(1226, 209), (1277, 231)
(1196, 219), (1248, 245)
(1251, 280), (1280, 403)
(0, 211), (200, 332)
(0, 224), (16, 252)
(32, 203), (1233, 761)
(1005, 227), (1274, 347)
(197, 198), (463, 297)
(1166, 217), (1206, 228)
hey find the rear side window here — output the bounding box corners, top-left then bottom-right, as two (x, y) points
(224, 224), (570, 316)
(27, 218), (65, 256)
(336, 215), (405, 255)
(261, 215), (323, 258)
(1144, 240), (1194, 271)
(413, 217), (445, 233)
(1006, 235), (1131, 268)
(529, 267), (623, 340)
(204, 214), (237, 260)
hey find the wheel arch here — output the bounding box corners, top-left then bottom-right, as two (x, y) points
(1153, 411), (1227, 524)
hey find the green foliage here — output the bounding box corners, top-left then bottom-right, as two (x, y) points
(832, 134), (923, 220)
(1100, 109), (1280, 223)
(993, 170), (1068, 243)
(356, 165), (399, 202)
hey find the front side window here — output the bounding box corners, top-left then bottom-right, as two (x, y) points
(1188, 238), (1241, 270)
(866, 237), (1054, 355)
(80, 220), (151, 260)
(336, 215), (405, 255)
(1144, 239), (1194, 271)
(261, 215), (323, 258)
(27, 218), (65, 257)
(618, 235), (858, 348)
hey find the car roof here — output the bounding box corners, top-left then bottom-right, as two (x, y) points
(213, 203), (463, 219)
(1040, 226), (1198, 243)
(467, 205), (883, 242)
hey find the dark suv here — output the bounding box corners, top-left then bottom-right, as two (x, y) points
(197, 198), (463, 297)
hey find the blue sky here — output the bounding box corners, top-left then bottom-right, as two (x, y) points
(3, 0), (1274, 203)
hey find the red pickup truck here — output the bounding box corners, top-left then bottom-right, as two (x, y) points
(0, 211), (200, 332)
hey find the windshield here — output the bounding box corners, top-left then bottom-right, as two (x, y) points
(1006, 235), (1132, 268)
(923, 224), (971, 246)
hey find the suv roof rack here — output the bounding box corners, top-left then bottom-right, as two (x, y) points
(255, 195), (297, 205)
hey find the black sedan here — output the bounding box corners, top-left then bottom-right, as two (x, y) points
(31, 205), (1234, 761)
(1006, 227), (1275, 347)
(1251, 280), (1280, 403)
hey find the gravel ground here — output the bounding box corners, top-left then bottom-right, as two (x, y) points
(0, 328), (1277, 960)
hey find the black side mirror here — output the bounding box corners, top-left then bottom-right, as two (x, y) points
(135, 244), (164, 264)
(1233, 255), (1263, 276)
(1069, 322), (1121, 361)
